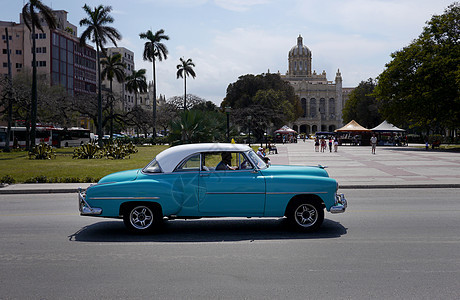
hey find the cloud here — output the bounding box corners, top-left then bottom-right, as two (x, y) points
(214, 0), (270, 12)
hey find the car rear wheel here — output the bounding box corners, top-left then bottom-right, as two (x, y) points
(287, 200), (324, 232)
(123, 204), (161, 232)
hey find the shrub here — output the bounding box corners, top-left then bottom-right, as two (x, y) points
(28, 143), (56, 160)
(73, 143), (102, 159)
(24, 175), (49, 183)
(1, 175), (16, 184)
(103, 140), (137, 159)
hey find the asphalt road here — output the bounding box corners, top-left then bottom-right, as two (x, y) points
(1, 189), (459, 299)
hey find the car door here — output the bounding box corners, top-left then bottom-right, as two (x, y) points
(198, 152), (266, 216)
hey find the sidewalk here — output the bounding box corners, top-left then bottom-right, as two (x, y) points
(268, 141), (460, 189)
(1, 141), (459, 194)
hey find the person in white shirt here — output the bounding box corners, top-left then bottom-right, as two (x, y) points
(370, 135), (377, 154)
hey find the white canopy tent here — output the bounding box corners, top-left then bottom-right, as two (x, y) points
(370, 120), (405, 132)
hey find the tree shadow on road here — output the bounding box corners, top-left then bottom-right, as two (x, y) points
(69, 218), (347, 243)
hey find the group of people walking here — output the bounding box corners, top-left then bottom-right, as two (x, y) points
(314, 135), (379, 154)
(315, 137), (339, 153)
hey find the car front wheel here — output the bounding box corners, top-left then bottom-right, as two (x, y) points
(123, 204), (161, 232)
(287, 200), (324, 232)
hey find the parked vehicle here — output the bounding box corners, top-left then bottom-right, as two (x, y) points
(79, 143), (347, 232)
(0, 126), (52, 148)
(0, 126), (91, 148)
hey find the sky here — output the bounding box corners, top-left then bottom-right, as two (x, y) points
(1, 0), (455, 105)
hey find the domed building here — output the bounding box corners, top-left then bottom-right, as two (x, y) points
(281, 35), (351, 135)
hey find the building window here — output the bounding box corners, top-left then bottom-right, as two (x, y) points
(16, 50), (22, 55)
(301, 98), (307, 118)
(328, 98), (335, 117)
(3, 62), (8, 68)
(16, 63), (22, 68)
(319, 98), (326, 116)
(310, 98), (316, 117)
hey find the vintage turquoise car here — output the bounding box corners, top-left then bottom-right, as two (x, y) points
(79, 143), (347, 232)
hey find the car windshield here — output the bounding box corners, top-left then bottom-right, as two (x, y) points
(246, 150), (268, 169)
(142, 159), (162, 173)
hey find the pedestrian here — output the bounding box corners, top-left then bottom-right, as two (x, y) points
(314, 138), (319, 152)
(334, 138), (339, 152)
(320, 138), (326, 152)
(370, 134), (377, 154)
(328, 138), (333, 152)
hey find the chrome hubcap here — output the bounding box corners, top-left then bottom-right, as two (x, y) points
(130, 206), (153, 229)
(294, 204), (318, 227)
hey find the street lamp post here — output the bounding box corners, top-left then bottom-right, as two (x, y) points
(225, 107), (231, 142)
(247, 115), (252, 146)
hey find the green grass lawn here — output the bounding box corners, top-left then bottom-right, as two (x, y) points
(0, 145), (169, 183)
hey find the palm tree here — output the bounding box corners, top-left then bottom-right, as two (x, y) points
(125, 69), (148, 107)
(79, 4), (121, 146)
(139, 29), (169, 137)
(176, 57), (196, 110)
(22, 0), (56, 149)
(101, 53), (125, 138)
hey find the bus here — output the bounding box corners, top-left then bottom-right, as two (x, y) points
(51, 127), (91, 147)
(0, 126), (91, 148)
(0, 126), (52, 148)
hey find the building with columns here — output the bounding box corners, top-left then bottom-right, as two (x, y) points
(281, 35), (351, 134)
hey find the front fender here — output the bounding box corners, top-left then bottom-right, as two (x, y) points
(263, 175), (338, 216)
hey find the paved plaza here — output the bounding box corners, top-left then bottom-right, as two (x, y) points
(1, 141), (459, 194)
(269, 140), (460, 188)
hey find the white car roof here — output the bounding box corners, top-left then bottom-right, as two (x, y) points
(155, 143), (252, 173)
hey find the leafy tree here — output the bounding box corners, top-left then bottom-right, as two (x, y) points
(139, 29), (169, 137)
(101, 53), (125, 138)
(37, 81), (74, 127)
(221, 73), (302, 131)
(167, 94), (212, 111)
(374, 3), (460, 133)
(124, 106), (152, 138)
(0, 71), (73, 136)
(169, 110), (225, 144)
(79, 4), (121, 145)
(343, 78), (381, 128)
(176, 57), (196, 110)
(156, 102), (178, 134)
(22, 0), (56, 149)
(72, 92), (122, 136)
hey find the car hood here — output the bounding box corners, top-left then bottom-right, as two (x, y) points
(260, 165), (330, 177)
(98, 169), (140, 184)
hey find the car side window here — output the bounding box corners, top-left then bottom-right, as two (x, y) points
(238, 152), (253, 170)
(202, 152), (220, 171)
(201, 152), (253, 171)
(176, 154), (201, 172)
(143, 159), (162, 173)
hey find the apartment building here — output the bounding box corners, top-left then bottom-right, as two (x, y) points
(0, 10), (96, 97)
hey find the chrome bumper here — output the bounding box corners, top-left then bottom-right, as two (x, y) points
(330, 193), (347, 214)
(78, 188), (102, 215)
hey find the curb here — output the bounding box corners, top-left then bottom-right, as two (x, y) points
(339, 184), (460, 189)
(0, 188), (81, 195)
